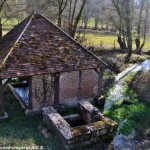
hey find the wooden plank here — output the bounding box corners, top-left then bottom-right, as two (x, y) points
(77, 71), (82, 100)
(0, 79), (4, 117)
(2, 78), (11, 90)
(54, 73), (60, 107)
(28, 76), (33, 109)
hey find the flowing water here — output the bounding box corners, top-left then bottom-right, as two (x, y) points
(104, 59), (150, 112)
(103, 59), (150, 149)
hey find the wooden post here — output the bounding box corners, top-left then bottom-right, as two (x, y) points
(94, 68), (103, 97)
(54, 73), (60, 107)
(28, 76), (33, 109)
(77, 71), (82, 100)
(0, 79), (4, 117)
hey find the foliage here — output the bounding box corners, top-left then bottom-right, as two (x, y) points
(116, 54), (149, 64)
(121, 72), (139, 104)
(75, 31), (88, 46)
(103, 70), (115, 94)
(10, 78), (19, 83)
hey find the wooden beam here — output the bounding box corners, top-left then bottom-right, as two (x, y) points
(94, 68), (103, 96)
(0, 79), (4, 117)
(2, 78), (11, 90)
(54, 73), (60, 107)
(28, 76), (33, 109)
(77, 71), (82, 100)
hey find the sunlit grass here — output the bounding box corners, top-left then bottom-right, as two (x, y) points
(2, 18), (20, 28)
(85, 32), (150, 51)
(85, 32), (119, 48)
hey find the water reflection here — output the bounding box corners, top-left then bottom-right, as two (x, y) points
(15, 87), (29, 105)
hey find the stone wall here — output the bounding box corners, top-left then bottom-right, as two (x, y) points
(43, 103), (118, 150)
(31, 69), (99, 109)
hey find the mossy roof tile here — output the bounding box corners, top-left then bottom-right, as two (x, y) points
(0, 12), (107, 79)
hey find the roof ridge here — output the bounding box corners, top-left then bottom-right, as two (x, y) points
(38, 13), (107, 67)
(1, 12), (36, 66)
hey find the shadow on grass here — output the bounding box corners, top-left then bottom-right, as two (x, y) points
(0, 94), (64, 150)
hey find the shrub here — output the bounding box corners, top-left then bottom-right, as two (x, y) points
(103, 70), (115, 94)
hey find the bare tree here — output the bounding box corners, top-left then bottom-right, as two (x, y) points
(55, 0), (69, 27)
(135, 0), (149, 54)
(0, 0), (28, 38)
(0, 0), (7, 38)
(68, 0), (87, 38)
(82, 0), (92, 29)
(112, 0), (134, 62)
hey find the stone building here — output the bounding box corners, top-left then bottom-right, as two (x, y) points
(0, 12), (107, 117)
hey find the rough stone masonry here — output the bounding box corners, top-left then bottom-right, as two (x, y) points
(43, 101), (118, 150)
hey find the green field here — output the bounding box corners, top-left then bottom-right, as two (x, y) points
(85, 32), (150, 51)
(85, 32), (119, 48)
(2, 18), (20, 36)
(2, 18), (20, 28)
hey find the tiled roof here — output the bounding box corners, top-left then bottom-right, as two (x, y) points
(0, 12), (107, 79)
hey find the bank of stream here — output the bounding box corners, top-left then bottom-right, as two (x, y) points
(104, 59), (150, 149)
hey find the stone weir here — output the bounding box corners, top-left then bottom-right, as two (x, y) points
(43, 101), (118, 150)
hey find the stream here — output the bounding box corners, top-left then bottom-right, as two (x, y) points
(104, 59), (150, 149)
(104, 59), (150, 111)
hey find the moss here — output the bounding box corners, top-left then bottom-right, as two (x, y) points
(122, 72), (139, 104)
(92, 121), (105, 129)
(0, 64), (5, 70)
(72, 128), (82, 137)
(105, 102), (148, 135)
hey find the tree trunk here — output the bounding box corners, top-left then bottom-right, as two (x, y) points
(58, 14), (62, 27)
(125, 37), (132, 63)
(84, 19), (88, 29)
(135, 37), (140, 51)
(106, 22), (109, 30)
(124, 0), (132, 63)
(94, 16), (99, 30)
(117, 35), (126, 50)
(136, 0), (149, 54)
(69, 0), (87, 38)
(0, 18), (2, 38)
(0, 80), (4, 117)
(137, 0), (144, 36)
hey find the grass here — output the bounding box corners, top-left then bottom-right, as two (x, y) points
(2, 18), (21, 36)
(84, 32), (150, 51)
(105, 71), (150, 136)
(0, 93), (64, 150)
(105, 102), (148, 135)
(85, 32), (119, 48)
(2, 18), (20, 28)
